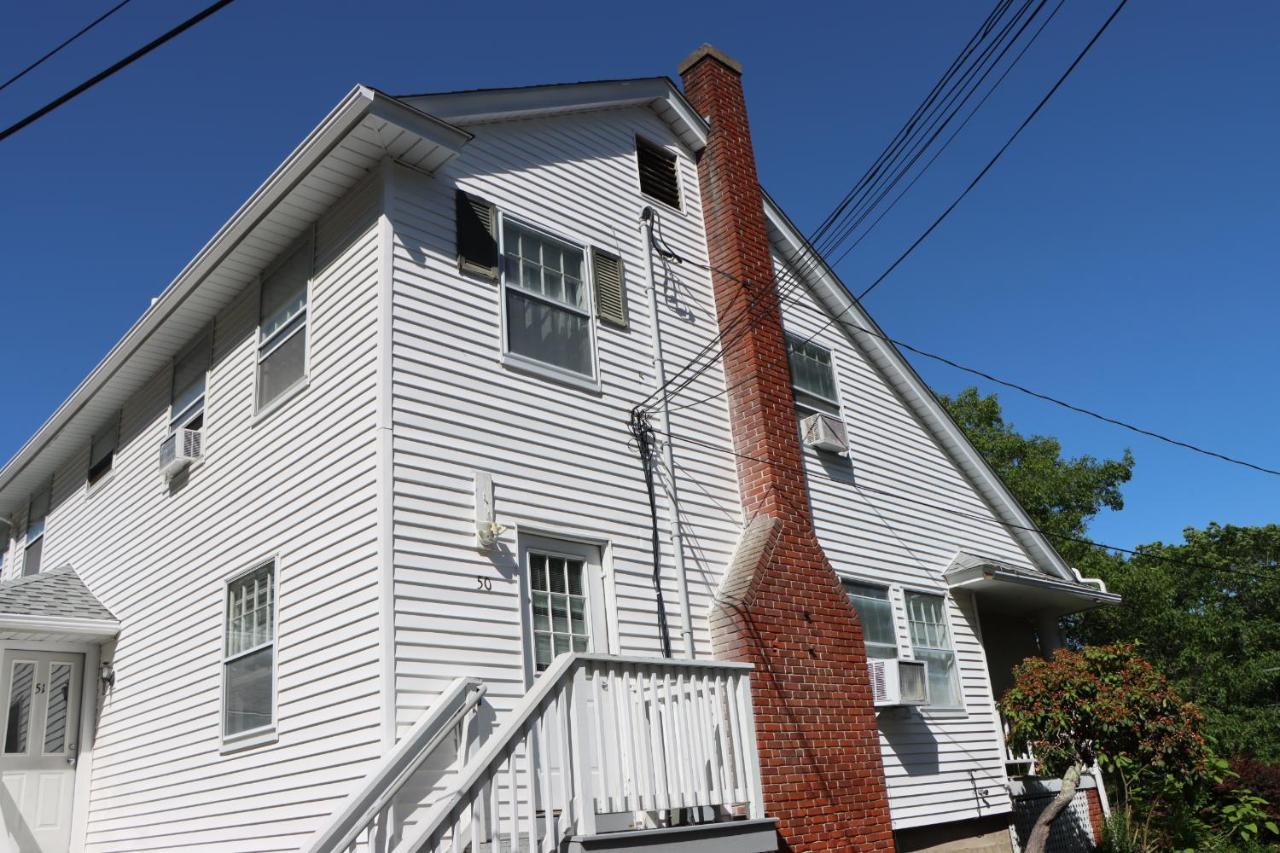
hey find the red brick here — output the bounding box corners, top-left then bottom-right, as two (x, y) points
(679, 44), (895, 852)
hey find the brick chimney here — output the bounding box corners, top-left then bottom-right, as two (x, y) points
(679, 44), (895, 851)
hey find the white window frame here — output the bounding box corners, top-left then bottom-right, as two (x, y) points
(255, 240), (312, 415)
(220, 557), (280, 750)
(497, 214), (600, 392)
(785, 332), (842, 416)
(904, 589), (964, 710)
(518, 534), (607, 685)
(844, 581), (899, 660)
(170, 332), (211, 435)
(22, 493), (48, 577)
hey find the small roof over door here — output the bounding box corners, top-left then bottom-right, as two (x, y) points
(0, 566), (119, 642)
(945, 551), (1120, 617)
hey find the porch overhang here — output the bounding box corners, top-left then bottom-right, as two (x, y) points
(945, 553), (1120, 617)
(0, 566), (120, 643)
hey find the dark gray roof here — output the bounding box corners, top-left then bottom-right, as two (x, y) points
(0, 566), (115, 622)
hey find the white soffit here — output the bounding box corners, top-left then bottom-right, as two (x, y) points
(760, 192), (1076, 582)
(0, 86), (471, 517)
(397, 77), (709, 153)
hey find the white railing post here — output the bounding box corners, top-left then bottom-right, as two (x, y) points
(736, 670), (765, 819)
(571, 662), (598, 835)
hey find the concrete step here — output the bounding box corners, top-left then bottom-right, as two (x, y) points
(564, 819), (779, 853)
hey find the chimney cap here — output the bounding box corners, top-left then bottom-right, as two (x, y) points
(678, 43), (744, 76)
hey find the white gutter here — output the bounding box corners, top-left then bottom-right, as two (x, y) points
(0, 614), (121, 640)
(0, 86), (471, 505)
(640, 213), (696, 658)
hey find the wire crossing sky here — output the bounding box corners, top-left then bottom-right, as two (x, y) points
(1, 1), (1277, 551)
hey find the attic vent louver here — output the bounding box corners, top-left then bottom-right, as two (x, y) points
(456, 189), (498, 280)
(635, 137), (681, 209)
(591, 248), (628, 329)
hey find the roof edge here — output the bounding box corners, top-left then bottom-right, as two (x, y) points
(0, 87), (471, 501)
(760, 191), (1076, 582)
(0, 613), (122, 640)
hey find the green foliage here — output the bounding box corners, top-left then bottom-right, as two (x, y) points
(1077, 523), (1280, 763)
(1000, 643), (1209, 783)
(938, 387), (1134, 564)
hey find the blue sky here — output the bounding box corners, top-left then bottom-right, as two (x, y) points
(1, 1), (1277, 551)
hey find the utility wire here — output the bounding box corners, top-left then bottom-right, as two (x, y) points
(660, 427), (1278, 583)
(0, 0), (237, 144)
(0, 0), (135, 94)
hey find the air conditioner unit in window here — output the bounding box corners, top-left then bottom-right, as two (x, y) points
(867, 659), (929, 708)
(800, 412), (848, 453)
(159, 428), (202, 477)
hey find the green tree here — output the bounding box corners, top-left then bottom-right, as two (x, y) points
(939, 388), (1134, 564)
(1002, 644), (1211, 853)
(1078, 523), (1280, 763)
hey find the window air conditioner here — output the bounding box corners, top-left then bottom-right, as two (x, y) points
(801, 412), (848, 453)
(159, 428), (203, 477)
(867, 659), (929, 707)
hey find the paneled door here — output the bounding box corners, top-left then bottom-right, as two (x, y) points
(0, 651), (82, 853)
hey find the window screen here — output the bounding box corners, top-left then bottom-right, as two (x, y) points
(906, 591), (962, 707)
(786, 334), (840, 414)
(846, 582), (898, 660)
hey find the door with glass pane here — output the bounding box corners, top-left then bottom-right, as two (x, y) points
(0, 650), (82, 853)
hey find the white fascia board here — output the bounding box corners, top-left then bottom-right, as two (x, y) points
(760, 192), (1076, 582)
(401, 78), (708, 152)
(0, 86), (470, 503)
(0, 614), (122, 640)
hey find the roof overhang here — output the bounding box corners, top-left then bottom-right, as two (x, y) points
(0, 86), (471, 517)
(398, 78), (708, 153)
(0, 614), (121, 642)
(945, 553), (1120, 617)
(760, 191), (1078, 583)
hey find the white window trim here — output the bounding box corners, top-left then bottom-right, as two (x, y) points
(220, 556), (280, 751)
(254, 240), (314, 415)
(904, 588), (966, 711)
(784, 332), (843, 417)
(497, 214), (602, 393)
(634, 135), (685, 215)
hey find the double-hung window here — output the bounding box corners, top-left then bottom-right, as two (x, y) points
(845, 582), (899, 660)
(224, 561), (276, 739)
(501, 220), (594, 382)
(172, 334), (210, 433)
(906, 591), (962, 707)
(786, 334), (840, 415)
(22, 493), (47, 577)
(257, 245), (310, 410)
(88, 422), (118, 486)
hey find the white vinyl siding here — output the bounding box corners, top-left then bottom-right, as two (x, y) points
(223, 561), (276, 739)
(906, 591), (962, 708)
(846, 582), (898, 660)
(27, 174), (385, 851)
(257, 241), (310, 409)
(500, 218), (594, 381)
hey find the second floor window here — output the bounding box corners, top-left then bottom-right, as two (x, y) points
(786, 334), (840, 415)
(257, 245), (310, 410)
(845, 582), (898, 660)
(501, 220), (594, 381)
(172, 333), (211, 432)
(906, 591), (962, 707)
(88, 423), (117, 486)
(23, 493), (48, 577)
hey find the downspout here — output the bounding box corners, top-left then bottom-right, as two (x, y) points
(639, 208), (695, 659)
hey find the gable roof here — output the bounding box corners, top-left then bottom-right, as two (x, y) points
(0, 565), (120, 639)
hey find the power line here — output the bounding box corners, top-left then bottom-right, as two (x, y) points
(659, 427), (1277, 583)
(0, 0), (135, 94)
(0, 0), (237, 144)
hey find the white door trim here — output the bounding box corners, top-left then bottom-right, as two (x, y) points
(0, 639), (101, 852)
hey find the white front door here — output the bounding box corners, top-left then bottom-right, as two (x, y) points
(0, 651), (82, 853)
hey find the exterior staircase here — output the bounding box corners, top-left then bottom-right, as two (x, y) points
(305, 654), (776, 853)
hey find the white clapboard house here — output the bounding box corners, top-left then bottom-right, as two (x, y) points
(0, 45), (1116, 853)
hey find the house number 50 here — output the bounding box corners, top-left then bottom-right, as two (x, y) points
(475, 576), (492, 591)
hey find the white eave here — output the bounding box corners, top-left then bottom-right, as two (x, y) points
(945, 552), (1120, 616)
(760, 192), (1077, 583)
(0, 86), (471, 517)
(398, 77), (708, 153)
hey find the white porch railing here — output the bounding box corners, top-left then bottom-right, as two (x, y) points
(398, 653), (762, 853)
(306, 676), (486, 853)
(1002, 716), (1036, 778)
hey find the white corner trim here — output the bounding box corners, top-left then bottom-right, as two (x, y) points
(760, 193), (1075, 582)
(376, 158), (397, 751)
